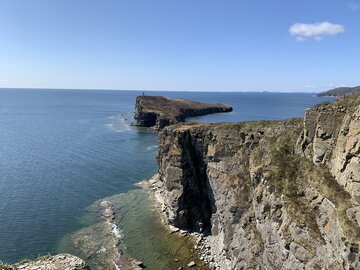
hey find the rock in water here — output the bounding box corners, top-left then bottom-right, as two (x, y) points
(134, 96), (232, 130)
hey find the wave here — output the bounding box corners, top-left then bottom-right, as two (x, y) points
(106, 114), (132, 132)
(111, 224), (122, 239)
(146, 145), (159, 151)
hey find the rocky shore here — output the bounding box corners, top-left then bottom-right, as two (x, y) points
(1, 254), (89, 270)
(134, 96), (232, 130)
(148, 95), (360, 269)
(141, 175), (221, 270)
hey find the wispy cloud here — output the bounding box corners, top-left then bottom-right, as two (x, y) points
(294, 85), (317, 91)
(348, 2), (360, 10)
(289, 22), (345, 41)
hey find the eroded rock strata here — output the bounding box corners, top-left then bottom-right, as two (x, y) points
(134, 96), (232, 130)
(153, 96), (360, 269)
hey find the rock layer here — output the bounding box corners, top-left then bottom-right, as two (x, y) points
(134, 96), (232, 130)
(154, 96), (360, 269)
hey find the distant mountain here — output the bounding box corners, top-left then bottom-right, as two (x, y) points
(318, 86), (360, 97)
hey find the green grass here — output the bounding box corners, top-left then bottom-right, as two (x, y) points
(0, 262), (11, 270)
(338, 95), (360, 113)
(265, 126), (324, 241)
(18, 259), (29, 264)
(36, 254), (51, 261)
(268, 125), (303, 195)
(313, 166), (360, 243)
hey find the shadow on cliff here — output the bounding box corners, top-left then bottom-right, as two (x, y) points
(176, 131), (217, 235)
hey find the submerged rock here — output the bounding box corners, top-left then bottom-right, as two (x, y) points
(7, 254), (89, 270)
(68, 199), (143, 270)
(64, 190), (209, 270)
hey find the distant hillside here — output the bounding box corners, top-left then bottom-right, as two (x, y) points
(318, 86), (360, 97)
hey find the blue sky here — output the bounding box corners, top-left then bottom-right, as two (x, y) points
(0, 0), (359, 92)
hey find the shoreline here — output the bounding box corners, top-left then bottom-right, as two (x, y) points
(63, 186), (210, 270)
(137, 175), (225, 270)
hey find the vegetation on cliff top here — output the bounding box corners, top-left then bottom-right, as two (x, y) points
(169, 118), (302, 133)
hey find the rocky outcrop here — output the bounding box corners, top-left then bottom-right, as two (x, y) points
(296, 102), (347, 164)
(153, 96), (360, 269)
(296, 97), (360, 197)
(4, 254), (89, 270)
(134, 96), (232, 130)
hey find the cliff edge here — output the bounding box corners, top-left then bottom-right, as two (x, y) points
(134, 96), (232, 130)
(153, 95), (360, 269)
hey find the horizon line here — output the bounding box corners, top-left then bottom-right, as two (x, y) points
(0, 86), (326, 94)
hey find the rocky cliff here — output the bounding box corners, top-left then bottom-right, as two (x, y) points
(296, 96), (360, 217)
(153, 96), (360, 269)
(134, 96), (232, 130)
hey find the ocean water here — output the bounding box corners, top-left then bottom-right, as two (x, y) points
(0, 89), (333, 264)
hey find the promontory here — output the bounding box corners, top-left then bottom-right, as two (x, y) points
(134, 96), (232, 130)
(318, 85), (360, 97)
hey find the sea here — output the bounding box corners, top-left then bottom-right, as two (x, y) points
(0, 89), (334, 267)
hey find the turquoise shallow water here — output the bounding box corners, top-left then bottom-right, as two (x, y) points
(60, 189), (209, 270)
(0, 89), (333, 264)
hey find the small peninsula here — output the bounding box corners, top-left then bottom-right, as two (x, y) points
(134, 96), (232, 130)
(318, 85), (360, 97)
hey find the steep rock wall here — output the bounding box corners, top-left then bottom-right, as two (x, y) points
(155, 98), (360, 269)
(296, 97), (360, 198)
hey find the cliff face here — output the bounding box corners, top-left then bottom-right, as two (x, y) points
(296, 98), (360, 198)
(134, 96), (232, 130)
(155, 96), (360, 269)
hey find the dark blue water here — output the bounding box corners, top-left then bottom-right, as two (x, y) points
(0, 89), (333, 263)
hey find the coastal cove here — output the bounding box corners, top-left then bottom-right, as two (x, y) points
(0, 89), (334, 268)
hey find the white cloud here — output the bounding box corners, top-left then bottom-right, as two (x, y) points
(348, 2), (360, 10)
(289, 22), (345, 41)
